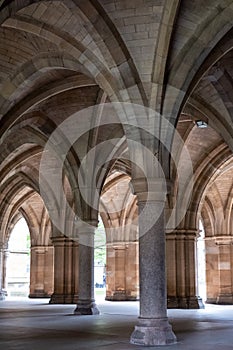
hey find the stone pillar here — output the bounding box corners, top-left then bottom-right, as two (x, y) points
(125, 241), (139, 300)
(106, 242), (139, 301)
(130, 179), (176, 346)
(206, 236), (233, 304)
(50, 237), (78, 304)
(74, 222), (99, 315)
(29, 245), (54, 298)
(205, 236), (219, 303)
(217, 240), (233, 304)
(0, 244), (6, 300)
(166, 230), (204, 309)
(106, 244), (126, 300)
(166, 232), (177, 307)
(105, 243), (115, 300)
(72, 240), (79, 303)
(50, 237), (65, 303)
(2, 246), (9, 296)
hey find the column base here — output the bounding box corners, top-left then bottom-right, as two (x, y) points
(167, 296), (204, 309)
(205, 297), (216, 304)
(105, 290), (139, 301)
(130, 318), (176, 346)
(206, 294), (233, 305)
(29, 290), (51, 299)
(217, 294), (233, 304)
(49, 293), (78, 304)
(74, 300), (100, 315)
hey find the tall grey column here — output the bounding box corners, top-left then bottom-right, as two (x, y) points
(74, 222), (99, 315)
(130, 179), (176, 346)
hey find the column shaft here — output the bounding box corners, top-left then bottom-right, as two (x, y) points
(166, 231), (204, 309)
(206, 237), (233, 305)
(139, 206), (166, 318)
(50, 237), (78, 304)
(29, 246), (54, 298)
(130, 200), (176, 346)
(106, 242), (139, 301)
(0, 246), (5, 300)
(74, 225), (99, 315)
(2, 248), (9, 296)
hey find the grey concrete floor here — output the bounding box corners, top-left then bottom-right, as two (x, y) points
(1, 296), (233, 349)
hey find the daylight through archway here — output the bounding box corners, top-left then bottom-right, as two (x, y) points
(94, 216), (106, 300)
(6, 218), (30, 298)
(197, 220), (207, 303)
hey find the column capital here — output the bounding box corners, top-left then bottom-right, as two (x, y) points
(213, 235), (233, 245)
(166, 229), (198, 239)
(130, 177), (167, 203)
(51, 236), (66, 246)
(31, 245), (48, 254)
(73, 221), (97, 246)
(74, 219), (98, 234)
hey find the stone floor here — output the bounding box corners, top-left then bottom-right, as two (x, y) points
(1, 296), (233, 349)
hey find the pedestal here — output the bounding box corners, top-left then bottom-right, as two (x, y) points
(131, 318), (176, 346)
(74, 299), (100, 315)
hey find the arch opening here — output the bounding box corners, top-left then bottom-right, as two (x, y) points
(6, 217), (30, 298)
(94, 215), (106, 300)
(197, 219), (207, 304)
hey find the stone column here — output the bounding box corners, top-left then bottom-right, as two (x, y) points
(217, 241), (233, 303)
(44, 246), (54, 297)
(130, 179), (176, 346)
(125, 241), (139, 300)
(50, 237), (65, 303)
(29, 245), (54, 298)
(2, 246), (9, 296)
(207, 236), (233, 304)
(106, 245), (126, 300)
(0, 244), (6, 300)
(72, 240), (79, 304)
(166, 230), (204, 309)
(50, 237), (78, 304)
(64, 239), (73, 303)
(114, 246), (126, 296)
(74, 222), (99, 315)
(106, 242), (139, 301)
(166, 232), (177, 307)
(105, 243), (115, 300)
(205, 236), (219, 303)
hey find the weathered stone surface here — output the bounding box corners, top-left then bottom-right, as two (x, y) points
(0, 1), (232, 347)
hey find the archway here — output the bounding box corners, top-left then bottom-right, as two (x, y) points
(6, 218), (30, 297)
(94, 216), (106, 300)
(197, 220), (207, 303)
(200, 159), (233, 304)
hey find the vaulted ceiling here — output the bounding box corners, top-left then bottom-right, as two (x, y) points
(0, 0), (232, 242)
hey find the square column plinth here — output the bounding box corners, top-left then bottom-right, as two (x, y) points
(130, 318), (176, 346)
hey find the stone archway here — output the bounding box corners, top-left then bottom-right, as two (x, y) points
(201, 159), (233, 304)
